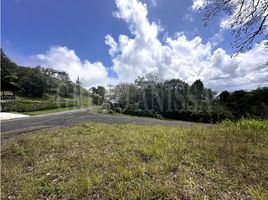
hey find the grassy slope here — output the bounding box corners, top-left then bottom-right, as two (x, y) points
(1, 120), (268, 199)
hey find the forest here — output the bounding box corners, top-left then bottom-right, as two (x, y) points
(107, 74), (268, 122)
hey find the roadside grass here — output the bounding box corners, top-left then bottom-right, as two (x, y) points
(4, 95), (93, 115)
(23, 95), (95, 115)
(1, 119), (268, 199)
(23, 107), (81, 116)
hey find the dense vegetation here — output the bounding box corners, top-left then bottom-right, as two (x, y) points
(1, 49), (267, 121)
(217, 89), (268, 119)
(2, 120), (267, 199)
(107, 74), (268, 122)
(1, 49), (84, 98)
(1, 100), (77, 112)
(1, 49), (94, 111)
(90, 86), (106, 105)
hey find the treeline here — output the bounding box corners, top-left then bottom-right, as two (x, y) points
(1, 49), (94, 112)
(1, 49), (89, 99)
(217, 89), (268, 119)
(106, 74), (268, 123)
(2, 49), (267, 122)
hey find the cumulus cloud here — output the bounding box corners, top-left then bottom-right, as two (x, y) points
(31, 46), (112, 88)
(30, 0), (267, 91)
(192, 0), (206, 10)
(105, 0), (268, 91)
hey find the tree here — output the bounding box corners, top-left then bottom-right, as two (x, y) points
(19, 68), (47, 97)
(56, 71), (70, 82)
(90, 87), (98, 95)
(108, 83), (140, 112)
(38, 67), (58, 96)
(218, 91), (230, 102)
(97, 86), (106, 99)
(76, 77), (82, 106)
(203, 0), (268, 52)
(1, 49), (18, 82)
(190, 79), (204, 100)
(59, 85), (68, 101)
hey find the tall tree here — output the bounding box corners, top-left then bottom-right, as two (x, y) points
(97, 86), (106, 99)
(190, 79), (204, 100)
(76, 77), (82, 106)
(1, 49), (18, 82)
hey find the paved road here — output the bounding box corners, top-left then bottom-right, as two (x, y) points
(1, 109), (198, 134)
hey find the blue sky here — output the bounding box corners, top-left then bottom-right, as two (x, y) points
(1, 0), (268, 90)
(2, 0), (226, 63)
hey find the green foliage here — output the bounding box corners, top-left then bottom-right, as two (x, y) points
(1, 49), (83, 99)
(59, 83), (74, 99)
(91, 94), (104, 105)
(90, 86), (106, 105)
(95, 86), (106, 99)
(108, 73), (268, 123)
(190, 79), (204, 100)
(18, 67), (47, 97)
(217, 88), (268, 119)
(1, 100), (78, 112)
(1, 49), (18, 82)
(222, 118), (268, 131)
(108, 75), (221, 122)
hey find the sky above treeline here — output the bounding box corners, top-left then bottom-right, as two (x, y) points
(2, 0), (268, 91)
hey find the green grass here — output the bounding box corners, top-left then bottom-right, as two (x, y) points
(1, 119), (268, 199)
(23, 107), (81, 115)
(5, 95), (93, 115)
(21, 95), (94, 115)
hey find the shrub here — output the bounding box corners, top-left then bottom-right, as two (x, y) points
(91, 94), (104, 105)
(162, 110), (234, 123)
(1, 100), (78, 112)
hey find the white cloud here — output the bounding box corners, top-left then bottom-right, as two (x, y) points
(29, 0), (268, 91)
(105, 0), (268, 91)
(31, 46), (113, 88)
(209, 31), (224, 47)
(192, 0), (206, 10)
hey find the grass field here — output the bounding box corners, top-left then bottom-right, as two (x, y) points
(1, 119), (268, 199)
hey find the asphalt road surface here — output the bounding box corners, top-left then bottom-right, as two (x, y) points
(1, 109), (198, 141)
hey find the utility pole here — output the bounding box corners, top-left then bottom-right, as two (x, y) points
(76, 76), (82, 107)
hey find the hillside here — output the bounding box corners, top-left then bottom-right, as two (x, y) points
(1, 50), (96, 113)
(1, 49), (86, 98)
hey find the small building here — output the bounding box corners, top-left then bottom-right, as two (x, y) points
(1, 79), (20, 100)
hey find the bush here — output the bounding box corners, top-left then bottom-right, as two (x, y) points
(1, 100), (78, 112)
(91, 94), (104, 105)
(162, 110), (234, 123)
